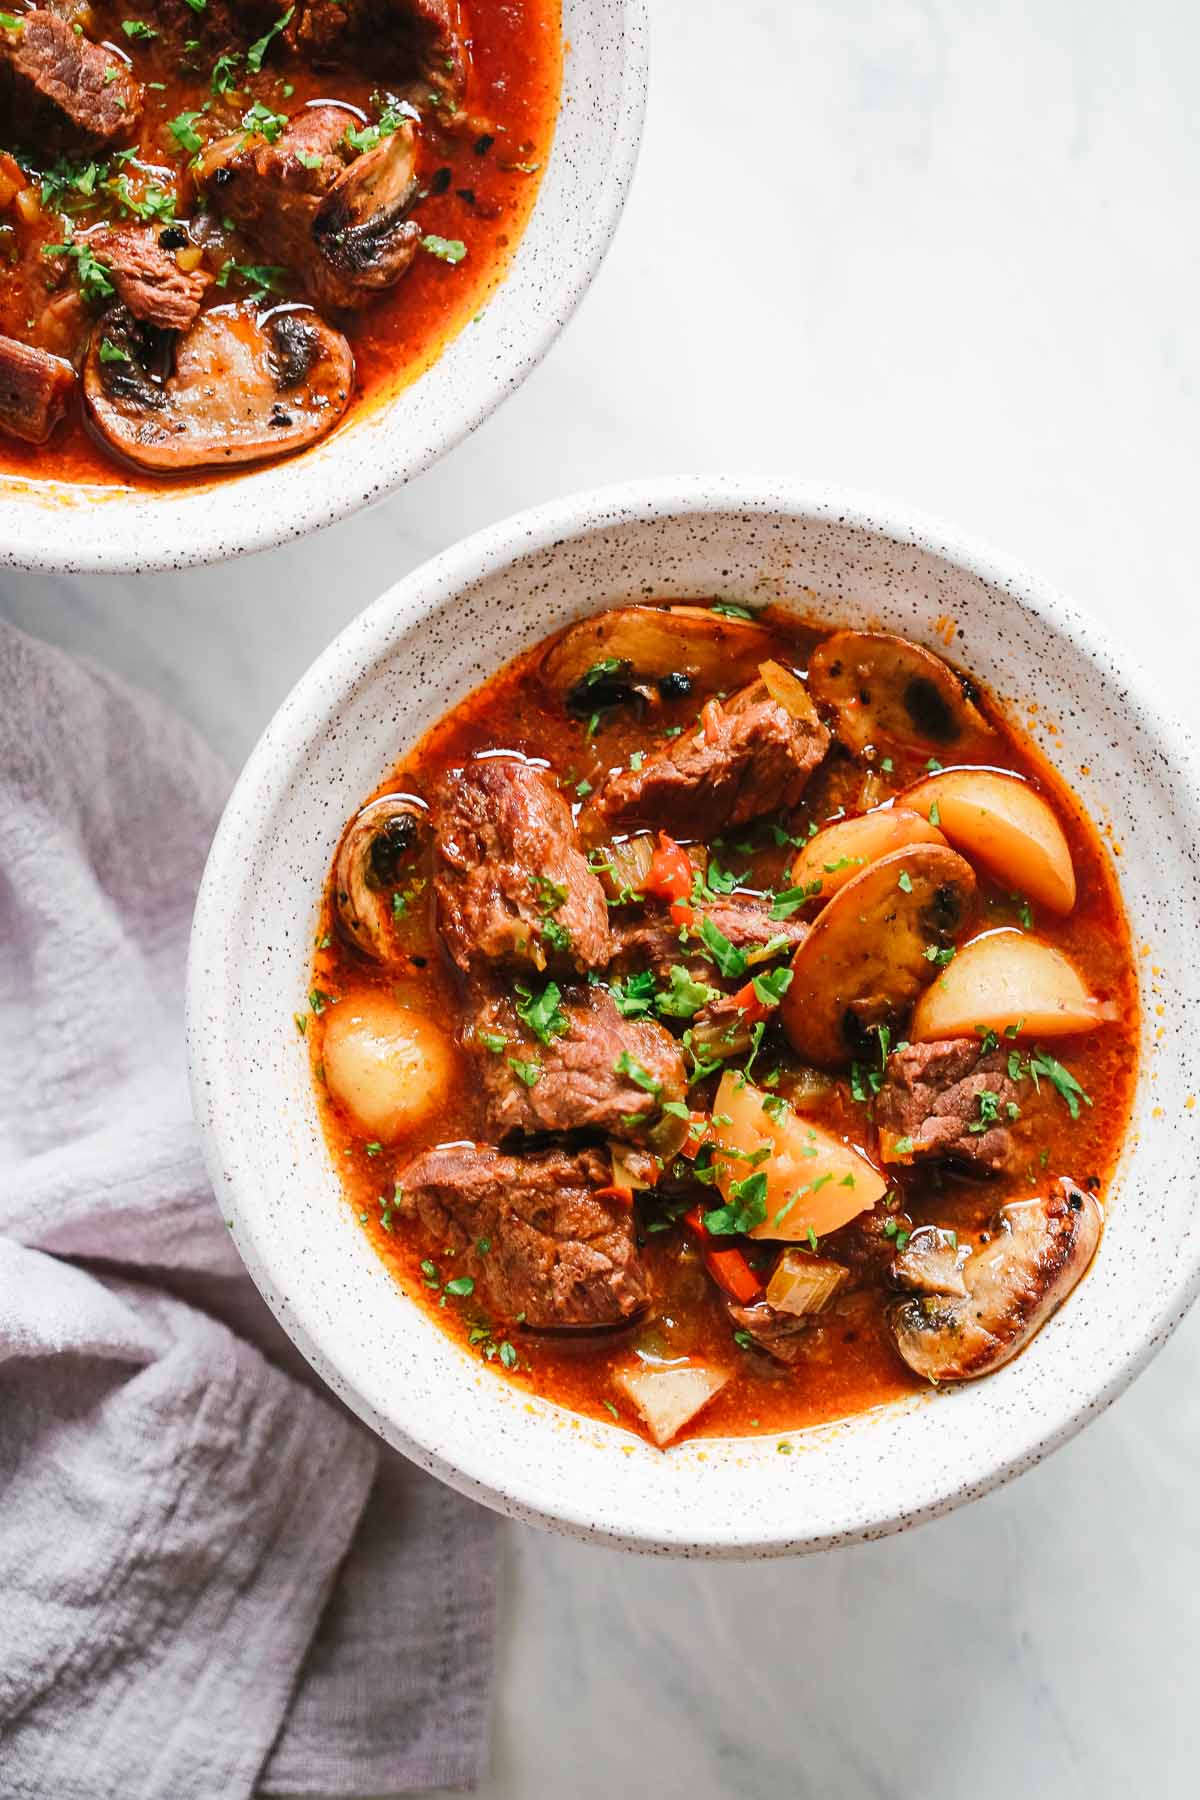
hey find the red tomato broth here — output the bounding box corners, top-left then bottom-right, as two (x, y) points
(307, 605), (1139, 1445)
(0, 0), (561, 486)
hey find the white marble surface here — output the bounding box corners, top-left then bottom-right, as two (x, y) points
(4, 0), (1199, 1793)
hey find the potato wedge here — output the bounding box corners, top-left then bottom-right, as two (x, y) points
(322, 991), (456, 1142)
(789, 807), (947, 903)
(902, 769), (1076, 915)
(808, 630), (992, 753)
(910, 930), (1107, 1040)
(614, 1362), (728, 1446)
(542, 604), (774, 711)
(779, 844), (977, 1068)
(709, 1069), (886, 1240)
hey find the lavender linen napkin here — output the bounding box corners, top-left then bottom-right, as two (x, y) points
(0, 619), (496, 1800)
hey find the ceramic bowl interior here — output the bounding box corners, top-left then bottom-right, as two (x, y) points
(0, 0), (647, 575)
(187, 481), (1200, 1555)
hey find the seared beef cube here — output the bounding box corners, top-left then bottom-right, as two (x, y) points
(197, 105), (421, 311)
(434, 759), (611, 974)
(0, 12), (143, 149)
(396, 1143), (648, 1328)
(875, 1038), (1029, 1173)
(596, 679), (829, 836)
(468, 982), (688, 1151)
(286, 0), (468, 108)
(609, 897), (806, 987)
(727, 1301), (811, 1364)
(84, 227), (211, 333)
(0, 334), (74, 445)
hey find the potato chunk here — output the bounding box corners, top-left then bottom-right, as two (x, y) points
(902, 769), (1076, 915)
(789, 807), (947, 903)
(614, 1363), (728, 1446)
(709, 1069), (886, 1240)
(322, 990), (455, 1142)
(910, 931), (1108, 1040)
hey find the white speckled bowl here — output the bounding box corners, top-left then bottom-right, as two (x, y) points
(187, 480), (1200, 1555)
(0, 0), (646, 575)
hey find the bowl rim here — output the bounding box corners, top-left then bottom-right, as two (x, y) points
(0, 0), (649, 576)
(187, 476), (1200, 1554)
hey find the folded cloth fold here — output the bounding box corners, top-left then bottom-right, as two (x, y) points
(0, 620), (495, 1800)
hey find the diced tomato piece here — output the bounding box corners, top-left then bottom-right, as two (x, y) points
(644, 832), (693, 902)
(727, 978), (769, 1025)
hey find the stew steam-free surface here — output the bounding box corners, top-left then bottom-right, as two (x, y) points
(308, 605), (1137, 1449)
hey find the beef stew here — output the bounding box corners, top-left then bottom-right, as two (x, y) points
(307, 605), (1138, 1449)
(0, 0), (559, 481)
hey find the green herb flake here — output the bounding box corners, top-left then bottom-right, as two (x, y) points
(421, 233), (467, 264)
(121, 18), (158, 38)
(246, 5), (293, 71)
(709, 602), (754, 620)
(444, 1275), (475, 1297)
(507, 1056), (542, 1088)
(897, 869), (914, 894)
(167, 109), (204, 153)
(614, 1050), (663, 1097)
(498, 1340), (519, 1370)
(704, 1168), (768, 1236)
(698, 914), (747, 979)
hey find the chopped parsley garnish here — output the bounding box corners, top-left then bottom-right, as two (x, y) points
(0, 11), (26, 28)
(928, 799), (941, 827)
(656, 964), (720, 1019)
(242, 100), (288, 143)
(507, 1055), (542, 1088)
(514, 978), (569, 1045)
(967, 1090), (1001, 1133)
(307, 987), (334, 1014)
(42, 232), (113, 303)
(529, 873), (568, 914)
(613, 1050), (662, 1096)
(892, 1135), (914, 1155)
(444, 1275), (475, 1297)
(1025, 1049), (1092, 1119)
(216, 259), (285, 300)
(751, 966), (793, 1008)
(709, 602), (754, 620)
(770, 882), (819, 918)
(167, 109), (205, 153)
(924, 944), (956, 965)
(421, 234), (468, 264)
(246, 6), (293, 71)
(1012, 893), (1035, 930)
(498, 1340), (519, 1370)
(210, 51), (241, 95)
(610, 969), (658, 1019)
(582, 656), (621, 685)
(698, 914), (746, 979)
(897, 869), (914, 894)
(479, 1030), (507, 1053)
(121, 19), (157, 39)
(704, 1169), (768, 1236)
(98, 338), (129, 364)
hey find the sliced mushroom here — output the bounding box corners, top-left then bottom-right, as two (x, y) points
(807, 631), (993, 753)
(543, 604), (776, 716)
(313, 125), (422, 289)
(335, 793), (430, 961)
(83, 303), (353, 473)
(891, 1225), (968, 1298)
(889, 1180), (1102, 1381)
(779, 843), (977, 1068)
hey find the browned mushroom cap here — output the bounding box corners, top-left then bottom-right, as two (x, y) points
(778, 843), (976, 1068)
(542, 605), (776, 715)
(335, 794), (430, 961)
(889, 1180), (1102, 1381)
(807, 631), (992, 753)
(313, 125), (422, 290)
(83, 303), (353, 473)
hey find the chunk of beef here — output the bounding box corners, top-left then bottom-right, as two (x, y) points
(0, 333), (75, 445)
(610, 896), (807, 987)
(0, 12), (143, 149)
(875, 1038), (1029, 1174)
(596, 679), (830, 836)
(83, 227), (210, 333)
(396, 1142), (649, 1328)
(197, 107), (420, 310)
(434, 758), (611, 975)
(889, 1179), (1102, 1381)
(467, 982), (687, 1151)
(286, 0), (468, 110)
